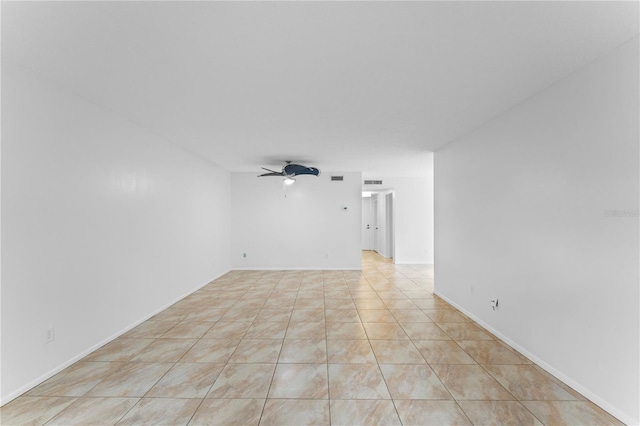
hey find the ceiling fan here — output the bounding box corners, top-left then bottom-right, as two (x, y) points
(258, 161), (320, 185)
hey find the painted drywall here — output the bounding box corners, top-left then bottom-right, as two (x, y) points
(435, 37), (639, 424)
(363, 161), (434, 264)
(231, 172), (361, 269)
(1, 64), (232, 403)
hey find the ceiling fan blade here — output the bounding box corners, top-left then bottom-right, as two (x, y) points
(283, 164), (303, 175)
(284, 164), (320, 176)
(258, 172), (285, 177)
(295, 167), (320, 176)
(261, 167), (282, 174)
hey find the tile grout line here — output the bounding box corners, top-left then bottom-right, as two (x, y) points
(325, 274), (332, 425)
(257, 272), (298, 424)
(185, 273), (255, 425)
(369, 263), (404, 425)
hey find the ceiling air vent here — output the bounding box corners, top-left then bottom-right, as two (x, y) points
(364, 180), (383, 185)
(331, 176), (344, 181)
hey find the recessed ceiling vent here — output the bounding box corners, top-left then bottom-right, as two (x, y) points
(331, 176), (344, 181)
(364, 180), (383, 185)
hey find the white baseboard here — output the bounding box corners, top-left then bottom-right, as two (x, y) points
(0, 269), (230, 407)
(434, 290), (637, 426)
(231, 266), (362, 271)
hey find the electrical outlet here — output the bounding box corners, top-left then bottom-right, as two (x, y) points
(324, 253), (329, 259)
(44, 326), (55, 344)
(491, 299), (499, 310)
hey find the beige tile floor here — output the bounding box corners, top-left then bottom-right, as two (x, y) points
(1, 252), (623, 425)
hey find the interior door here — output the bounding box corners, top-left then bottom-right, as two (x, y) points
(372, 196), (379, 253)
(386, 192), (394, 259)
(362, 197), (372, 250)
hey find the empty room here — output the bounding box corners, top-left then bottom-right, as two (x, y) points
(1, 1), (638, 425)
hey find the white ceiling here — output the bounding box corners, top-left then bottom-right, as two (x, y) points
(2, 1), (638, 177)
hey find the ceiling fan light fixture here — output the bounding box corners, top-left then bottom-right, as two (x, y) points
(283, 176), (296, 185)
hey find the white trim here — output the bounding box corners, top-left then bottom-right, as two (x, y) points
(0, 269), (231, 407)
(434, 290), (636, 426)
(232, 266), (362, 271)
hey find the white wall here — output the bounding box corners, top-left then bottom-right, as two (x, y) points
(1, 64), (232, 404)
(363, 160), (434, 264)
(231, 172), (361, 269)
(435, 38), (639, 424)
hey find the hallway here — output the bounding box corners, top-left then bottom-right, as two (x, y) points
(1, 252), (621, 425)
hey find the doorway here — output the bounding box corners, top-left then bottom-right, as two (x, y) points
(362, 191), (394, 260)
